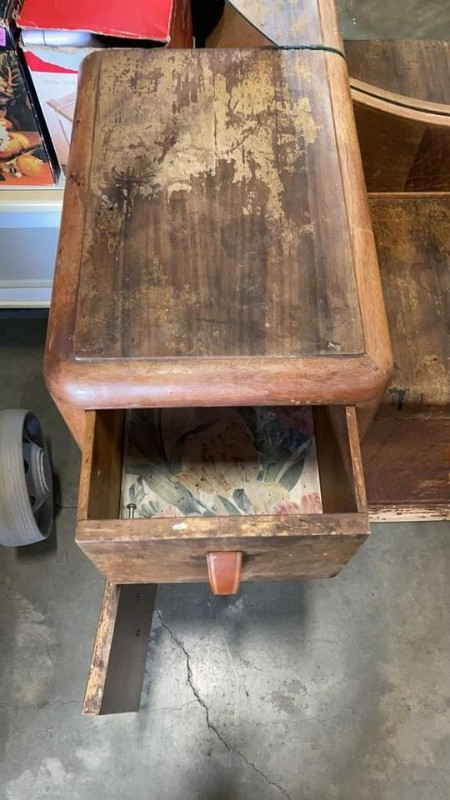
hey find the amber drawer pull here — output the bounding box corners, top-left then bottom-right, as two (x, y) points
(207, 551), (242, 595)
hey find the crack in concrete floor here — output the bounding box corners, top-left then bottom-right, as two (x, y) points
(158, 612), (293, 800)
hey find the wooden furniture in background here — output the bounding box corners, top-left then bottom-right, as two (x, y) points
(364, 196), (450, 521)
(346, 41), (450, 192)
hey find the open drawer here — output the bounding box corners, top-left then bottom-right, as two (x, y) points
(76, 405), (369, 589)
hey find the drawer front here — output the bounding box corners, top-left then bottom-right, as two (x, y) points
(77, 514), (369, 584)
(76, 406), (369, 585)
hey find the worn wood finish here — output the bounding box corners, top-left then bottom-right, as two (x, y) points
(207, 18), (391, 423)
(77, 517), (368, 583)
(370, 197), (450, 418)
(74, 50), (362, 362)
(330, 406), (367, 512)
(76, 404), (369, 583)
(346, 41), (450, 192)
(45, 47), (391, 412)
(207, 13), (450, 114)
(44, 8), (193, 448)
(83, 582), (156, 715)
(206, 10), (450, 193)
(369, 504), (450, 523)
(224, 0), (344, 51)
(363, 196), (450, 521)
(363, 419), (450, 520)
(44, 52), (100, 427)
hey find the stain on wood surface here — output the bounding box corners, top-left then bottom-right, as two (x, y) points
(74, 49), (363, 361)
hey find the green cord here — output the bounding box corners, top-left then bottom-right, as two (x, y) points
(275, 44), (346, 59)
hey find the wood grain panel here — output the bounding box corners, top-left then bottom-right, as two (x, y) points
(370, 197), (450, 418)
(168, 0), (193, 47)
(78, 410), (125, 520)
(363, 419), (450, 516)
(206, 2), (268, 48)
(74, 49), (363, 361)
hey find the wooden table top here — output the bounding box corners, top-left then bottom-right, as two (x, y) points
(75, 49), (362, 361)
(46, 48), (391, 410)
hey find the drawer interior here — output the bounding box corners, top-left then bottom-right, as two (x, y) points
(81, 405), (366, 520)
(121, 406), (324, 520)
(76, 405), (368, 583)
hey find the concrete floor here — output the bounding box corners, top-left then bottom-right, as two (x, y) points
(1, 3), (450, 797)
(1, 312), (450, 800)
(338, 0), (450, 39)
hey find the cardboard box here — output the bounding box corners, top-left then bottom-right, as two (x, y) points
(19, 0), (193, 171)
(0, 0), (58, 184)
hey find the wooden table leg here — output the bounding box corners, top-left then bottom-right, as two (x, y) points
(52, 397), (86, 450)
(83, 582), (157, 715)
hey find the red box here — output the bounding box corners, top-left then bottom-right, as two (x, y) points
(19, 0), (193, 171)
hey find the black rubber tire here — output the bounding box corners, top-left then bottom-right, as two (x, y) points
(0, 409), (53, 546)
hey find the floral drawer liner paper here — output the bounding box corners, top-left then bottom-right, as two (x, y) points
(121, 406), (322, 519)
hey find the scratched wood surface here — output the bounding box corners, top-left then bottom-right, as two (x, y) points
(225, 0), (344, 50)
(74, 48), (363, 362)
(370, 196), (450, 419)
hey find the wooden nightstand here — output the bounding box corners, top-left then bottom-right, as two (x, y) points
(44, 8), (393, 713)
